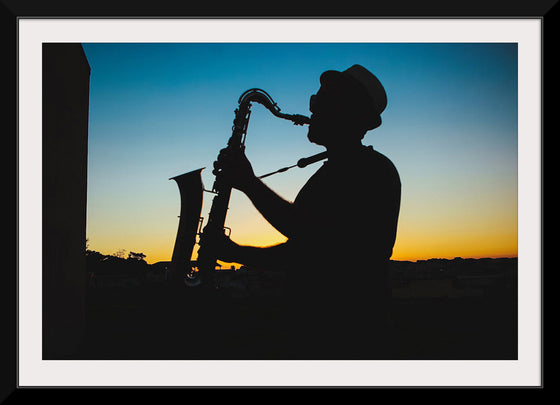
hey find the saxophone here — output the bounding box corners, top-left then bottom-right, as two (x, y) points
(171, 88), (312, 288)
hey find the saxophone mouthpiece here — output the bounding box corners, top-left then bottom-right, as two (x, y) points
(292, 114), (311, 125)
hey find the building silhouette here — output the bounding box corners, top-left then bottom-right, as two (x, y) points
(43, 43), (91, 359)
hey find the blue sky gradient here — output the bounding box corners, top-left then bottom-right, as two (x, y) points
(82, 42), (518, 263)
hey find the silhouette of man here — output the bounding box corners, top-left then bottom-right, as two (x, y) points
(214, 65), (401, 358)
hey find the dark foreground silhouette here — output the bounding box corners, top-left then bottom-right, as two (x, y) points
(72, 257), (517, 360)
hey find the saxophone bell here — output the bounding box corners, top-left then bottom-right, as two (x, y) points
(185, 268), (202, 287)
(169, 168), (205, 286)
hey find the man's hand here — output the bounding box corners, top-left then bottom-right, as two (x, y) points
(198, 232), (242, 264)
(213, 146), (257, 192)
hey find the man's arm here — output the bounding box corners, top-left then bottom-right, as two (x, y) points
(212, 235), (292, 271)
(242, 176), (298, 238)
(215, 147), (298, 238)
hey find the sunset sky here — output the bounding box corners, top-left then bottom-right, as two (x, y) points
(81, 42), (518, 264)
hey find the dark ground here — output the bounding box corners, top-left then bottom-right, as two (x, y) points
(76, 279), (517, 361)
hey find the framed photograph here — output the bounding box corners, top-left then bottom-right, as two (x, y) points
(11, 2), (549, 392)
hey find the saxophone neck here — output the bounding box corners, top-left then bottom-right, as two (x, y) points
(238, 88), (310, 126)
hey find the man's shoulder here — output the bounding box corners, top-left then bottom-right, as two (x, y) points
(363, 145), (390, 161)
(363, 146), (400, 177)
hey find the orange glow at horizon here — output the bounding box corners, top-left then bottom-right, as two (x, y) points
(87, 184), (518, 266)
(109, 225), (517, 266)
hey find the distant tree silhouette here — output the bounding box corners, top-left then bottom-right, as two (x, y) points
(85, 247), (149, 278)
(128, 251), (146, 261)
(113, 248), (126, 259)
(85, 248), (106, 262)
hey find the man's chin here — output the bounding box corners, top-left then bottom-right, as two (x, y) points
(307, 129), (325, 146)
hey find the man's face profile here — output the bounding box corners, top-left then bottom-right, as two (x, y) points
(308, 86), (340, 144)
(307, 84), (362, 146)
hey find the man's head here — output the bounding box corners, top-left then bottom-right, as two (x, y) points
(307, 64), (387, 147)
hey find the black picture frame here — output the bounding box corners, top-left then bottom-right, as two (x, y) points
(7, 0), (553, 395)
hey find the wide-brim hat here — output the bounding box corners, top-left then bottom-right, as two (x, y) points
(320, 64), (387, 117)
